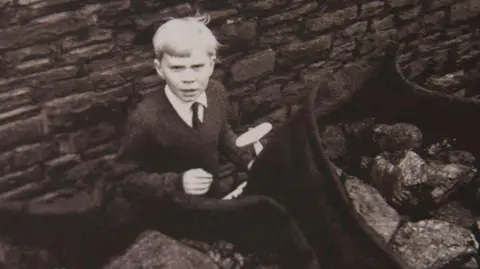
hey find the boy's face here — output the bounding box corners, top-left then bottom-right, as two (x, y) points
(154, 49), (215, 103)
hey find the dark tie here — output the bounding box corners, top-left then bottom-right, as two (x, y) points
(191, 102), (202, 131)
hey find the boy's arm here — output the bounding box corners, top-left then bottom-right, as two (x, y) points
(114, 107), (183, 202)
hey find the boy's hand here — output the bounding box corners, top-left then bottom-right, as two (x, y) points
(182, 168), (213, 195)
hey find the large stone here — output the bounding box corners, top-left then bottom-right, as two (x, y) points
(360, 1), (384, 17)
(44, 92), (96, 130)
(388, 0), (419, 8)
(431, 201), (475, 229)
(259, 25), (300, 46)
(451, 0), (480, 23)
(277, 35), (331, 67)
(0, 165), (43, 193)
(372, 15), (395, 31)
(0, 87), (33, 113)
(217, 18), (257, 42)
(45, 154), (81, 179)
(230, 50), (276, 82)
(0, 13), (95, 50)
(423, 10), (446, 26)
(0, 116), (45, 151)
(398, 6), (422, 21)
(244, 0), (288, 10)
(69, 122), (117, 153)
(133, 3), (192, 29)
(14, 58), (53, 75)
(11, 142), (54, 170)
(305, 5), (357, 33)
(426, 0), (456, 10)
(260, 1), (317, 26)
(34, 77), (94, 103)
(372, 123), (423, 152)
(61, 28), (113, 51)
(3, 44), (53, 64)
(61, 43), (115, 64)
(345, 176), (401, 243)
(342, 21), (368, 37)
(23, 65), (79, 86)
(391, 219), (478, 269)
(104, 230), (220, 269)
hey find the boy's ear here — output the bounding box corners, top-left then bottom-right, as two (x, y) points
(208, 55), (216, 74)
(153, 59), (165, 79)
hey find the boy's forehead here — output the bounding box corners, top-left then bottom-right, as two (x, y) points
(162, 50), (212, 65)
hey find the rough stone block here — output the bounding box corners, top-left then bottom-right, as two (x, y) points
(217, 18), (257, 42)
(61, 28), (113, 51)
(331, 40), (355, 61)
(62, 43), (115, 64)
(423, 10), (446, 26)
(427, 0), (456, 10)
(0, 116), (45, 151)
(398, 6), (422, 21)
(230, 49), (276, 82)
(12, 142), (54, 169)
(228, 84), (256, 99)
(360, 1), (384, 17)
(244, 0), (288, 11)
(24, 65), (79, 86)
(0, 165), (42, 193)
(346, 176), (401, 242)
(83, 141), (117, 160)
(398, 22), (420, 39)
(14, 58), (53, 75)
(0, 87), (33, 113)
(451, 0), (480, 23)
(305, 5), (357, 33)
(44, 92), (96, 130)
(69, 122), (116, 153)
(0, 105), (40, 126)
(34, 77), (94, 103)
(372, 15), (395, 31)
(260, 1), (317, 26)
(3, 44), (53, 64)
(133, 75), (162, 91)
(45, 154), (81, 179)
(0, 13), (95, 50)
(342, 21), (368, 37)
(388, 0), (419, 8)
(133, 3), (192, 29)
(208, 9), (238, 22)
(278, 35), (332, 65)
(260, 25), (301, 46)
(0, 151), (12, 175)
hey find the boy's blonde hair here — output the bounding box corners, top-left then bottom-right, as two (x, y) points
(152, 14), (219, 60)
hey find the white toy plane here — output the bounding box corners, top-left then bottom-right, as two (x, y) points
(222, 122), (273, 200)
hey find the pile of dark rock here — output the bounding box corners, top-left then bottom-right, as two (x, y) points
(321, 119), (480, 269)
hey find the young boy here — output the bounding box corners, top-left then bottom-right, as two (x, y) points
(116, 15), (320, 269)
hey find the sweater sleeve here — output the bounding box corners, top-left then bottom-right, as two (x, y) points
(214, 81), (254, 172)
(114, 104), (184, 203)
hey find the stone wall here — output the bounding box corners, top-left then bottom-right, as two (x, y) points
(0, 0), (478, 199)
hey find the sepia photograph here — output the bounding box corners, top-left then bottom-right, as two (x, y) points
(0, 0), (479, 268)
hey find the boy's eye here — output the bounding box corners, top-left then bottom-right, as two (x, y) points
(192, 64), (204, 69)
(171, 66), (184, 71)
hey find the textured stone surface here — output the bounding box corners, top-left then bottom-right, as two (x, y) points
(230, 50), (276, 82)
(104, 230), (220, 269)
(391, 219), (478, 269)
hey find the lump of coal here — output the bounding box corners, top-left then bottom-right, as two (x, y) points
(370, 151), (476, 210)
(371, 151), (428, 209)
(320, 124), (348, 163)
(391, 219), (478, 269)
(104, 230), (220, 269)
(373, 123), (423, 152)
(345, 176), (401, 243)
(430, 201), (475, 229)
(343, 117), (376, 144)
(426, 163), (477, 205)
